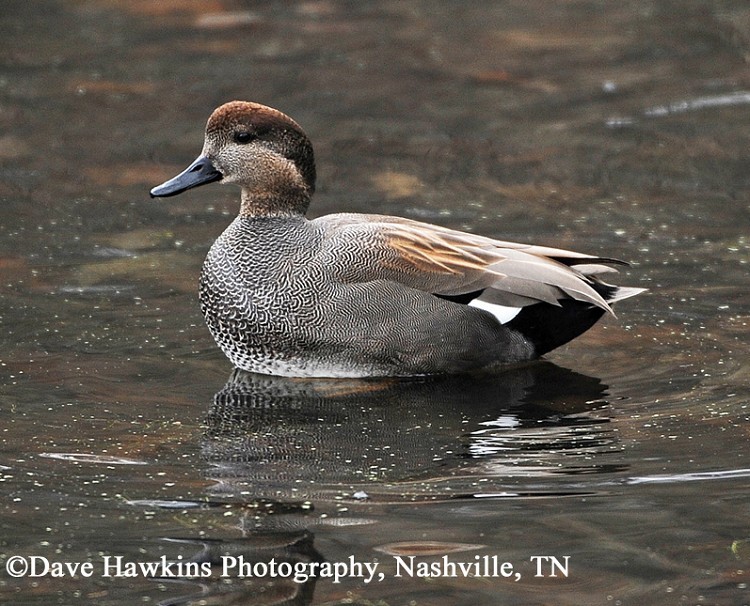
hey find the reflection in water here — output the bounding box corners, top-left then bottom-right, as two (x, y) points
(146, 363), (619, 604)
(156, 534), (321, 606)
(202, 362), (618, 501)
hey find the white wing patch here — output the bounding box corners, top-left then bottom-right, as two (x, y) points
(468, 299), (522, 324)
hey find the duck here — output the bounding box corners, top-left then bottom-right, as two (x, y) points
(150, 101), (644, 378)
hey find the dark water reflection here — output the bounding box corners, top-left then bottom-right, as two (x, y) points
(111, 364), (615, 605)
(204, 364), (614, 501)
(3, 0), (750, 604)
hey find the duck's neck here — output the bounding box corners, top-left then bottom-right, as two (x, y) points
(239, 188), (311, 218)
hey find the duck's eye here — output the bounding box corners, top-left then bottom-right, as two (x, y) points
(233, 131), (254, 144)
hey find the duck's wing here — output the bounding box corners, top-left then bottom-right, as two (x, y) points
(313, 213), (630, 313)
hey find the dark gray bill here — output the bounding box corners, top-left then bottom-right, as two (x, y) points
(150, 156), (222, 198)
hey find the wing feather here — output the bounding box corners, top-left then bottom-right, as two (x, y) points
(313, 213), (624, 314)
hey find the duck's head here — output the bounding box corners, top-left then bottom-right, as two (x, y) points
(150, 101), (316, 216)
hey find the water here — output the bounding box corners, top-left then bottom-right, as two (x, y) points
(2, 1), (750, 604)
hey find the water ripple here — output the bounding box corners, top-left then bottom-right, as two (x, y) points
(625, 468), (750, 485)
(39, 453), (148, 465)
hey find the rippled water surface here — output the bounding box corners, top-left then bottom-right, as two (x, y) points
(2, 1), (750, 604)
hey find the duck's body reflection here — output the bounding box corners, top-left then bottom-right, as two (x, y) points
(159, 363), (619, 605)
(202, 362), (618, 501)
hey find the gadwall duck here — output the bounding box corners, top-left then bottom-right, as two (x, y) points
(151, 101), (644, 377)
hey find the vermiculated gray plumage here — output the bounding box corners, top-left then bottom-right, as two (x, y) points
(199, 216), (537, 377)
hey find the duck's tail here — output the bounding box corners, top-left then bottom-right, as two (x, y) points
(504, 279), (646, 357)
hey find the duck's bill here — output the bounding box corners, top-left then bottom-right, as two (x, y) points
(150, 156), (222, 198)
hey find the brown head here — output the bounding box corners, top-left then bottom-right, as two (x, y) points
(150, 101), (316, 216)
